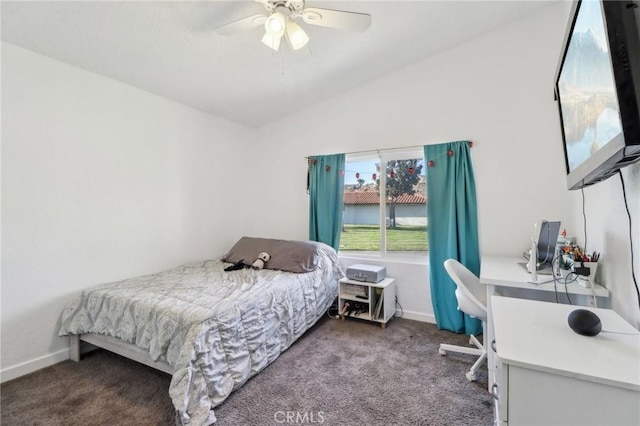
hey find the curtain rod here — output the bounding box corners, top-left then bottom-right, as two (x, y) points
(305, 141), (472, 159)
(305, 144), (425, 159)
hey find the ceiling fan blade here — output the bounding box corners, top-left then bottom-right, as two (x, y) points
(301, 7), (371, 32)
(214, 14), (267, 36)
(254, 0), (280, 13)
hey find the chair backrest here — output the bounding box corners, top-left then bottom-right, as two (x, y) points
(444, 259), (487, 321)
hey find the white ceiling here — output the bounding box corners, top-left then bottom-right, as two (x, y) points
(1, 0), (554, 128)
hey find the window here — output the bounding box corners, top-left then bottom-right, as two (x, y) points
(340, 149), (427, 255)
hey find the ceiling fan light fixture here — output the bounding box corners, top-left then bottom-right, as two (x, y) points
(261, 31), (281, 51)
(214, 1), (372, 51)
(285, 21), (309, 50)
(264, 12), (286, 37)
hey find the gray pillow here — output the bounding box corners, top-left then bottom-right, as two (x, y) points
(222, 236), (322, 273)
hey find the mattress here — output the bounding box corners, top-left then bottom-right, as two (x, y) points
(59, 243), (343, 425)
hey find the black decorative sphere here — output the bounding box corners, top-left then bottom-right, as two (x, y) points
(568, 309), (602, 336)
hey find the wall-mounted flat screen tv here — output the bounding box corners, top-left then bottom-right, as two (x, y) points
(554, 0), (640, 190)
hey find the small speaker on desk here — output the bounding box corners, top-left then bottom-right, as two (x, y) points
(567, 309), (602, 336)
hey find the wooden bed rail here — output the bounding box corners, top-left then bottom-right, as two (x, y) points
(68, 334), (174, 375)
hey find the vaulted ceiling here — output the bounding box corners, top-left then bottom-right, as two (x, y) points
(1, 1), (555, 128)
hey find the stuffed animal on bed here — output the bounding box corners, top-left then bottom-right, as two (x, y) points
(251, 252), (271, 270)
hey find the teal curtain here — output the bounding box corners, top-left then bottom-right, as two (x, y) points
(309, 154), (345, 251)
(424, 141), (481, 335)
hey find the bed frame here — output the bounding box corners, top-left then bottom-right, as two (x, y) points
(69, 334), (174, 375)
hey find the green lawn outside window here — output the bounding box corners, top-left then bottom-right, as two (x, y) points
(339, 224), (428, 252)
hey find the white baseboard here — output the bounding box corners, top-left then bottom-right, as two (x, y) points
(396, 309), (436, 324)
(0, 348), (69, 383)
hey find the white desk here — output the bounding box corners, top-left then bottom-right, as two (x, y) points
(480, 256), (611, 393)
(480, 256), (610, 301)
(491, 296), (640, 425)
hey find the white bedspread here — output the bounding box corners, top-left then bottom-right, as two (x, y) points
(59, 244), (343, 425)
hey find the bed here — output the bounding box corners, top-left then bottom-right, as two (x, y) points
(59, 237), (344, 425)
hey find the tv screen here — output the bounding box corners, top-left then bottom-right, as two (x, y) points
(555, 0), (640, 190)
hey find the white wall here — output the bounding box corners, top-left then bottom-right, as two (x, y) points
(576, 163), (640, 328)
(1, 43), (255, 381)
(343, 205), (380, 225)
(253, 3), (578, 322)
(343, 205), (427, 226)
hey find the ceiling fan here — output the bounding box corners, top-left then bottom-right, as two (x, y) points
(214, 0), (372, 51)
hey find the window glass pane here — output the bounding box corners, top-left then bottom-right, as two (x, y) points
(384, 159), (427, 253)
(341, 159), (380, 252)
(340, 154), (427, 255)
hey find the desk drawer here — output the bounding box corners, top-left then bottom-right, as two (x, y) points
(508, 365), (639, 425)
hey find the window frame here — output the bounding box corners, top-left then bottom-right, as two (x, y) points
(342, 147), (427, 259)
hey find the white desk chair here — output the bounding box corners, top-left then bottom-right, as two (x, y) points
(438, 258), (488, 381)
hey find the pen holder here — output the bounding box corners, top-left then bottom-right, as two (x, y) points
(577, 262), (598, 288)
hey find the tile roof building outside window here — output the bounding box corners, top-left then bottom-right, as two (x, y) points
(343, 192), (427, 226)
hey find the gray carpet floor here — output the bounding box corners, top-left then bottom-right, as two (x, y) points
(1, 316), (492, 426)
